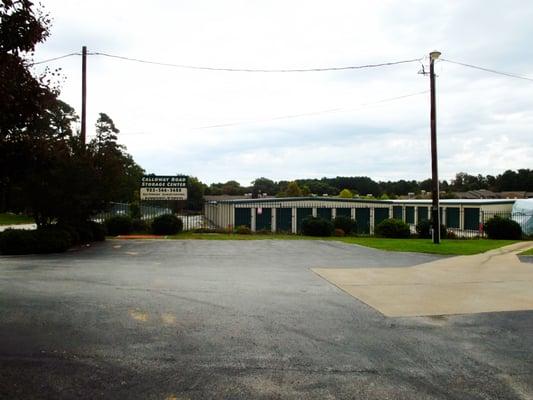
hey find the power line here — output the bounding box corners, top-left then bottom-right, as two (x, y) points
(89, 51), (422, 73)
(29, 52), (81, 66)
(441, 58), (533, 82)
(195, 90), (428, 129)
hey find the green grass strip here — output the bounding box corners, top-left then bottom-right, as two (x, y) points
(167, 232), (520, 255)
(519, 248), (533, 256)
(0, 213), (34, 226)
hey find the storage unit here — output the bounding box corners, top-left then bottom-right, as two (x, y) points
(317, 208), (332, 220)
(393, 206), (403, 220)
(355, 208), (370, 234)
(446, 207), (460, 228)
(405, 206), (415, 224)
(235, 208), (251, 228)
(464, 208), (480, 231)
(206, 197), (516, 237)
(276, 208), (292, 232)
(417, 206), (429, 222)
(296, 207), (313, 232)
(255, 207), (272, 231)
(335, 208), (351, 218)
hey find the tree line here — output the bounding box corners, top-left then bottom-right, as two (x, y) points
(200, 169), (533, 198)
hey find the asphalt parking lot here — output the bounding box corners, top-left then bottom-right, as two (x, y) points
(1, 240), (532, 399)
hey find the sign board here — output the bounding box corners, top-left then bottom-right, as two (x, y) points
(140, 175), (188, 201)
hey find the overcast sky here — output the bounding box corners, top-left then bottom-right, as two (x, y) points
(32, 0), (533, 185)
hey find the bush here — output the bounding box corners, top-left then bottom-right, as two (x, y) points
(375, 219), (411, 238)
(129, 202), (141, 219)
(151, 214), (183, 235)
(0, 229), (38, 255)
(106, 215), (133, 236)
(333, 216), (356, 235)
(484, 216), (522, 239)
(35, 228), (72, 253)
(301, 216), (334, 237)
(56, 224), (81, 245)
(235, 225), (252, 234)
(131, 218), (150, 233)
(0, 227), (73, 255)
(416, 219), (447, 239)
(88, 221), (106, 241)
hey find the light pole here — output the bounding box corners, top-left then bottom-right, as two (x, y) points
(429, 50), (441, 244)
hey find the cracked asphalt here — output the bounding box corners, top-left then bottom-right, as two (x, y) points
(0, 239), (532, 399)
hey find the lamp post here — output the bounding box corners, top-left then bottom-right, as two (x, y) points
(429, 50), (441, 244)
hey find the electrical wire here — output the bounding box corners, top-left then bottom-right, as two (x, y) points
(29, 52), (81, 66)
(441, 58), (533, 82)
(89, 51), (422, 73)
(194, 90), (429, 129)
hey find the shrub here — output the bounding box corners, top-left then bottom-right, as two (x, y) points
(0, 227), (74, 255)
(375, 219), (411, 238)
(235, 225), (252, 234)
(106, 215), (133, 236)
(301, 216), (334, 237)
(35, 228), (72, 253)
(416, 219), (447, 239)
(129, 202), (141, 219)
(484, 216), (522, 239)
(151, 214), (183, 235)
(131, 218), (150, 233)
(0, 229), (38, 255)
(333, 216), (356, 235)
(88, 221), (106, 241)
(56, 224), (81, 245)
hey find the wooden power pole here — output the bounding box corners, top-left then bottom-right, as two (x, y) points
(81, 46), (87, 146)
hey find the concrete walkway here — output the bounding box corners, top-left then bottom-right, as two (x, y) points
(313, 241), (533, 317)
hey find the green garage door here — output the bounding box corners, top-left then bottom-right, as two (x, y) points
(296, 208), (313, 232)
(255, 207), (272, 231)
(235, 208), (251, 228)
(446, 207), (460, 228)
(464, 208), (480, 230)
(276, 208), (292, 232)
(375, 208), (390, 225)
(336, 208), (351, 218)
(417, 206), (429, 222)
(406, 206), (415, 224)
(317, 208), (332, 220)
(355, 208), (370, 234)
(393, 206), (403, 220)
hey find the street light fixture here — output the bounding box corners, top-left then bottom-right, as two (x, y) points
(429, 50), (441, 244)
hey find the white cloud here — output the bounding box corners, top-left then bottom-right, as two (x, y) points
(32, 0), (533, 185)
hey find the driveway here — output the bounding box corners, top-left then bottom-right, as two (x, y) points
(0, 240), (532, 399)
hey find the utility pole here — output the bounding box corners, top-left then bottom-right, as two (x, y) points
(429, 50), (441, 244)
(81, 45), (87, 146)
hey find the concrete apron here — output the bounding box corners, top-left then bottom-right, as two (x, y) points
(313, 242), (533, 317)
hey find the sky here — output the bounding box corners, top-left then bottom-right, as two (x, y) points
(31, 0), (533, 185)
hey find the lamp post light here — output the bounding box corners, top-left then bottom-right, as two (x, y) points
(429, 50), (441, 244)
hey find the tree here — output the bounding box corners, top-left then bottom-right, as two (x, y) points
(0, 0), (57, 211)
(338, 189), (353, 198)
(187, 177), (206, 211)
(221, 180), (244, 195)
(251, 177), (277, 196)
(285, 181), (302, 197)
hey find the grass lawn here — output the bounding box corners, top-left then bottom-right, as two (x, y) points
(0, 213), (34, 226)
(520, 248), (533, 256)
(166, 232), (519, 255)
